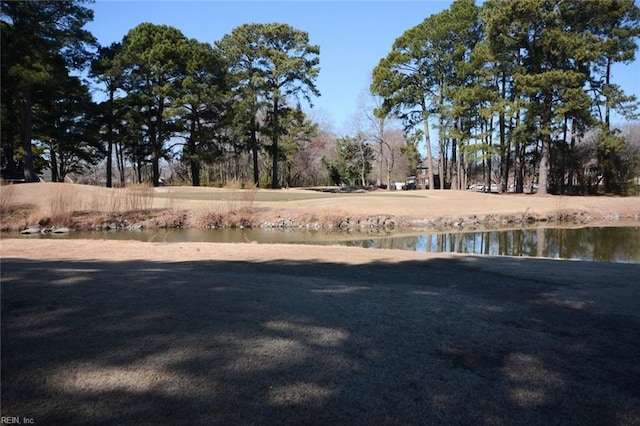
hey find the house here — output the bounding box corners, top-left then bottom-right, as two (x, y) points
(414, 162), (440, 189)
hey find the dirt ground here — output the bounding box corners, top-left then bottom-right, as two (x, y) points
(1, 184), (640, 424)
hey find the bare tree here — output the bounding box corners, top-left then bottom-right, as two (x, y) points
(355, 88), (407, 189)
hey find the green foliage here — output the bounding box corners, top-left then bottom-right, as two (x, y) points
(118, 23), (191, 186)
(3, 1), (639, 194)
(273, 107), (318, 187)
(323, 136), (374, 187)
(371, 0), (640, 195)
(1, 0), (96, 181)
(34, 61), (102, 181)
(177, 39), (229, 186)
(217, 23), (320, 188)
(371, 0), (481, 191)
(596, 128), (633, 194)
(400, 139), (420, 172)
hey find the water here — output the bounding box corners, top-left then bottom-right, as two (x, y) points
(342, 226), (640, 263)
(11, 225), (640, 263)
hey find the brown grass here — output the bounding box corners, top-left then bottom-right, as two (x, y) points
(2, 183), (639, 232)
(194, 207), (257, 229)
(0, 181), (16, 215)
(192, 181), (260, 228)
(2, 240), (639, 425)
(123, 183), (154, 212)
(3, 183), (159, 230)
(223, 179), (258, 212)
(87, 189), (122, 213)
(49, 184), (82, 227)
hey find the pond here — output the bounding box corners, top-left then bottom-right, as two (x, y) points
(11, 225), (640, 263)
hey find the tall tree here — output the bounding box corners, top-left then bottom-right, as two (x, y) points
(119, 23), (189, 186)
(586, 0), (640, 129)
(323, 135), (373, 187)
(177, 39), (228, 186)
(217, 24), (267, 185)
(90, 42), (124, 187)
(371, 22), (437, 190)
(427, 0), (481, 190)
(275, 106), (318, 187)
(258, 23), (320, 189)
(34, 64), (101, 182)
(484, 0), (609, 194)
(585, 0), (640, 193)
(1, 0), (95, 182)
(219, 23), (320, 188)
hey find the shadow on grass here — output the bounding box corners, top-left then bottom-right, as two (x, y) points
(2, 256), (639, 425)
(306, 186), (375, 194)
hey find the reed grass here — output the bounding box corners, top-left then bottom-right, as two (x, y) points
(87, 189), (122, 214)
(192, 180), (260, 228)
(0, 181), (16, 214)
(123, 183), (154, 212)
(50, 184), (81, 227)
(224, 179), (258, 212)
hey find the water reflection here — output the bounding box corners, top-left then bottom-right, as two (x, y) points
(341, 227), (640, 263)
(11, 226), (640, 263)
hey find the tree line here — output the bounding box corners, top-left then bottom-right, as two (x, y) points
(372, 0), (640, 194)
(2, 0), (639, 194)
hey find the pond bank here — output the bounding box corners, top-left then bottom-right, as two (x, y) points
(2, 183), (639, 234)
(3, 204), (639, 235)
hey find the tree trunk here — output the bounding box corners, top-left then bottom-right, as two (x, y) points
(19, 84), (39, 182)
(189, 144), (200, 187)
(567, 118), (577, 194)
(49, 141), (58, 182)
(251, 115), (259, 185)
(152, 98), (164, 187)
(376, 120), (385, 188)
(106, 89), (114, 188)
(421, 100), (435, 190)
(499, 113), (508, 192)
(499, 73), (509, 193)
(438, 86), (445, 190)
(116, 142), (126, 187)
(560, 116), (569, 194)
(605, 56), (612, 128)
(271, 96), (279, 189)
(484, 118), (493, 192)
(2, 94), (19, 179)
(537, 91), (552, 195)
(458, 152), (466, 191)
(151, 139), (160, 186)
(514, 110), (524, 193)
(59, 153), (67, 182)
(188, 109), (200, 186)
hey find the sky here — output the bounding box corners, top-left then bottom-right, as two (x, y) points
(86, 1), (640, 132)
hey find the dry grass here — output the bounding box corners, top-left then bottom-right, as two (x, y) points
(193, 181), (259, 228)
(123, 183), (154, 212)
(0, 181), (16, 214)
(2, 182), (639, 232)
(194, 207), (256, 229)
(2, 240), (639, 425)
(85, 184), (155, 214)
(49, 184), (82, 227)
(0, 183), (160, 231)
(223, 179), (258, 212)
(87, 189), (122, 214)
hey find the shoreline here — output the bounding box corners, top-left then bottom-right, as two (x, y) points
(2, 182), (639, 234)
(3, 206), (639, 235)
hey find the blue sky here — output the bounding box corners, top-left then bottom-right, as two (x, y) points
(86, 1), (640, 131)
